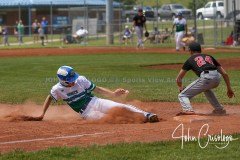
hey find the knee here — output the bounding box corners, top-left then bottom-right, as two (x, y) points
(178, 93), (182, 99)
(178, 92), (186, 100)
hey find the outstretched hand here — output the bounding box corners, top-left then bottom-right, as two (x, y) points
(227, 88), (235, 98)
(114, 88), (129, 96)
(17, 115), (44, 121)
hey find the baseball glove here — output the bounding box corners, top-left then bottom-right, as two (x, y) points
(145, 31), (149, 37)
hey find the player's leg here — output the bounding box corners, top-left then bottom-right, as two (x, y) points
(175, 32), (179, 50)
(135, 26), (143, 48)
(204, 90), (224, 110)
(98, 98), (159, 122)
(96, 98), (148, 116)
(176, 31), (184, 51)
(81, 97), (106, 120)
(135, 26), (140, 47)
(140, 27), (144, 47)
(178, 78), (208, 112)
(179, 31), (185, 48)
(179, 74), (221, 113)
(203, 74), (225, 114)
(86, 97), (158, 122)
(176, 32), (182, 51)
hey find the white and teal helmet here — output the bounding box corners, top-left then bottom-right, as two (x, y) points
(57, 66), (79, 86)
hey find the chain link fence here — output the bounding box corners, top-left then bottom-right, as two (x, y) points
(0, 2), (239, 48)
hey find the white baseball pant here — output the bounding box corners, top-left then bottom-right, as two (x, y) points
(135, 26), (144, 48)
(175, 31), (185, 50)
(81, 97), (148, 120)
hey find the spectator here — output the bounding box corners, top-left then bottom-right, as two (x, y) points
(41, 17), (48, 43)
(122, 25), (132, 45)
(2, 26), (9, 46)
(14, 21), (18, 40)
(146, 27), (161, 43)
(38, 24), (45, 46)
(232, 26), (240, 46)
(63, 27), (74, 44)
(159, 28), (171, 43)
(225, 31), (234, 46)
(32, 19), (39, 43)
(17, 20), (24, 45)
(72, 27), (88, 43)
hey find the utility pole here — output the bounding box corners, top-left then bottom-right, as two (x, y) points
(232, 0), (237, 41)
(193, 0), (197, 41)
(106, 0), (114, 45)
(156, 0), (159, 29)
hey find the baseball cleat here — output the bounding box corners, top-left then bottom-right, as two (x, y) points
(146, 113), (159, 123)
(176, 111), (196, 116)
(212, 109), (226, 115)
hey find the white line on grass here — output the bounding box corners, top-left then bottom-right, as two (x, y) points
(0, 132), (112, 145)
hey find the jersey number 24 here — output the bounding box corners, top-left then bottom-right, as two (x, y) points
(194, 56), (214, 67)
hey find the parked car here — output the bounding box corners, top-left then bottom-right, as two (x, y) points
(196, 1), (224, 19)
(122, 6), (155, 21)
(133, 6), (155, 18)
(225, 10), (240, 20)
(158, 4), (192, 19)
(143, 6), (155, 18)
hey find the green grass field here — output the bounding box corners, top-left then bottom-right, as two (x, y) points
(1, 134), (240, 159)
(0, 50), (239, 159)
(0, 52), (239, 104)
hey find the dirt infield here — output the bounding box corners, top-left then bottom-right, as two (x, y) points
(0, 102), (239, 153)
(0, 47), (240, 57)
(146, 58), (240, 70)
(0, 47), (239, 153)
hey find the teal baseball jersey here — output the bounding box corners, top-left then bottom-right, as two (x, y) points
(50, 76), (96, 113)
(173, 18), (186, 32)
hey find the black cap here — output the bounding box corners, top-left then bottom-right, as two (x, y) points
(138, 8), (143, 12)
(188, 42), (201, 52)
(177, 12), (183, 16)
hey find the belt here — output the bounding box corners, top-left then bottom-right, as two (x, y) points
(203, 70), (217, 74)
(79, 97), (93, 114)
(204, 71), (209, 74)
(79, 104), (88, 114)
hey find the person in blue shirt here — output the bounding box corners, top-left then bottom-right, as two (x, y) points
(41, 17), (48, 43)
(122, 25), (132, 45)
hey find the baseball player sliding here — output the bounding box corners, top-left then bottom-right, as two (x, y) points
(176, 42), (235, 115)
(35, 66), (159, 122)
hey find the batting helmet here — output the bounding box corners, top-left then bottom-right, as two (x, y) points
(57, 66), (79, 86)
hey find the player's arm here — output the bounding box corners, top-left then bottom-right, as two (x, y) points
(94, 86), (128, 98)
(37, 95), (52, 120)
(144, 22), (147, 31)
(185, 23), (188, 35)
(217, 66), (235, 98)
(143, 17), (147, 31)
(176, 69), (187, 92)
(132, 16), (137, 31)
(172, 24), (175, 34)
